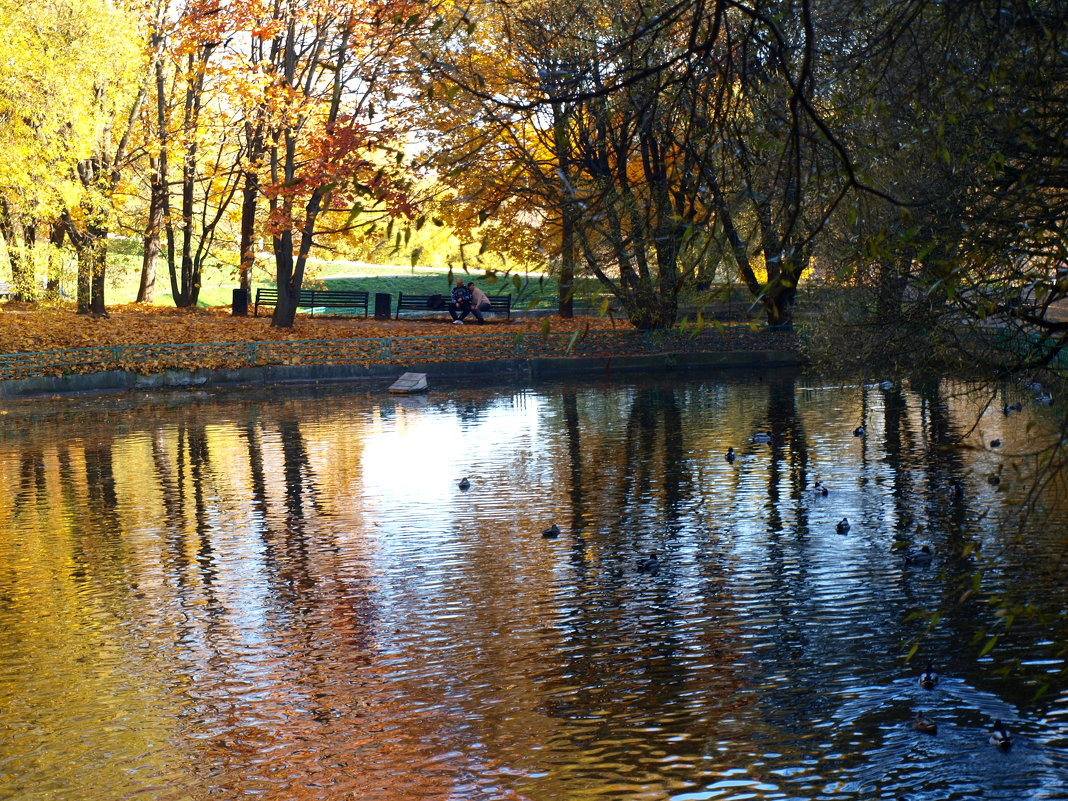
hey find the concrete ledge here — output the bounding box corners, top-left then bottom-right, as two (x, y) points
(0, 349), (802, 398)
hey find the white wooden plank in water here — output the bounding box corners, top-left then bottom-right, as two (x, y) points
(388, 372), (428, 394)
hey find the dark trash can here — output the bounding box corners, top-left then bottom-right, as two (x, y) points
(374, 292), (391, 320)
(232, 287), (249, 317)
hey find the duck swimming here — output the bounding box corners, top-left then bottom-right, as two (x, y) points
(458, 477), (471, 490)
(636, 553), (659, 574)
(751, 432), (772, 444)
(989, 720), (1012, 749)
(542, 523), (561, 539)
(725, 447), (736, 463)
(813, 481), (829, 496)
(836, 517), (851, 535)
(919, 662), (938, 689)
(853, 425), (866, 437)
(905, 545), (934, 565)
(913, 712), (938, 734)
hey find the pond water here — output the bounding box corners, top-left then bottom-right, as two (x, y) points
(0, 370), (1066, 801)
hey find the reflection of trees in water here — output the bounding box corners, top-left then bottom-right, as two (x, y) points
(545, 384), (749, 752)
(604, 385), (694, 546)
(152, 422), (223, 624)
(11, 448), (46, 515)
(59, 437), (130, 595)
(914, 380), (969, 537)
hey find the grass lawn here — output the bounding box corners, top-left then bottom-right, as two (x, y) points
(102, 245), (582, 310)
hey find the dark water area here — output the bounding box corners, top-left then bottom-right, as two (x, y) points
(0, 370), (1066, 800)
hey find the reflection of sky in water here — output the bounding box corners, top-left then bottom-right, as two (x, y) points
(0, 373), (1065, 801)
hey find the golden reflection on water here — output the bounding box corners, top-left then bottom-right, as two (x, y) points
(0, 375), (1065, 801)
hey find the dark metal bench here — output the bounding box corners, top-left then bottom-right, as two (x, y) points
(395, 292), (511, 320)
(254, 287), (369, 317)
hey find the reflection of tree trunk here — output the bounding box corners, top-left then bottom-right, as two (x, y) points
(242, 417), (279, 573)
(244, 421), (269, 520)
(561, 391), (585, 535)
(278, 413), (317, 599)
(188, 423), (218, 591)
(916, 380), (969, 535)
(153, 429), (183, 527)
(881, 384), (917, 539)
(660, 388), (689, 527)
(84, 439), (119, 525)
(764, 373), (808, 533)
(12, 449), (46, 513)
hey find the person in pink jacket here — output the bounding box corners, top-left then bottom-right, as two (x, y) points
(467, 282), (492, 324)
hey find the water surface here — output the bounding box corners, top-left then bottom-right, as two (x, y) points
(0, 371), (1065, 800)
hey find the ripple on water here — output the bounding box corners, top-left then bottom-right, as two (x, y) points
(0, 376), (1066, 800)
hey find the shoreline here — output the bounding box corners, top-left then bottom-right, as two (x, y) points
(0, 348), (802, 399)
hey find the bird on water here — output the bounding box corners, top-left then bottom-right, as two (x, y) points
(542, 523), (561, 539)
(919, 662), (938, 690)
(989, 720), (1012, 749)
(913, 712), (937, 734)
(636, 553), (659, 574)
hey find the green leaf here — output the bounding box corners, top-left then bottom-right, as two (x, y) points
(566, 329), (581, 354)
(978, 635), (999, 657)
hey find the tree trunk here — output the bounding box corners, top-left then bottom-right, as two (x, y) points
(559, 203), (575, 318)
(76, 242), (93, 315)
(47, 224), (65, 295)
(88, 223), (108, 316)
(238, 169), (259, 294)
(137, 166), (164, 303)
(239, 122), (263, 295)
(0, 200), (35, 301)
(271, 230), (298, 327)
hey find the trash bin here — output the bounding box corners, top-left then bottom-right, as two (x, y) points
(374, 292), (391, 320)
(232, 287), (249, 317)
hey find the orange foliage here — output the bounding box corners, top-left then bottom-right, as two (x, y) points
(0, 302), (618, 375)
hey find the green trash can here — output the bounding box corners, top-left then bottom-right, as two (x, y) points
(232, 288), (249, 317)
(374, 292), (391, 320)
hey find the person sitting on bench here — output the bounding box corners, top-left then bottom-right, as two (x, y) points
(449, 277), (473, 323)
(467, 282), (492, 324)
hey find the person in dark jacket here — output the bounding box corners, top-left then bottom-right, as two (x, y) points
(449, 277), (473, 323)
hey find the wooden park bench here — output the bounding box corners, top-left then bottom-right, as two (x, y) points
(254, 287), (369, 317)
(394, 292), (512, 320)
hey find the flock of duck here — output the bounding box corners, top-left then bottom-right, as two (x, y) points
(457, 380), (1045, 748)
(500, 401), (947, 575)
(912, 663), (1014, 750)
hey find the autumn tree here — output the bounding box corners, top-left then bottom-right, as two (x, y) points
(417, 0), (853, 329)
(0, 0), (142, 306)
(60, 4), (147, 315)
(137, 0), (251, 308)
(810, 0), (1068, 371)
(232, 0), (418, 328)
